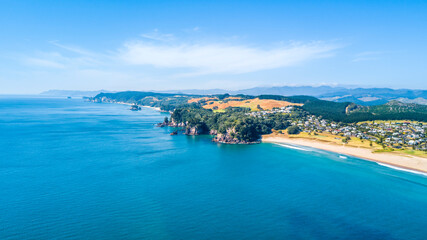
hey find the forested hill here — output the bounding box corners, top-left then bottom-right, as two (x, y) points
(92, 91), (199, 111)
(91, 91), (427, 122)
(302, 100), (427, 122)
(91, 91), (313, 111)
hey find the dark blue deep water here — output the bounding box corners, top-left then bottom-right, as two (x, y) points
(0, 97), (426, 240)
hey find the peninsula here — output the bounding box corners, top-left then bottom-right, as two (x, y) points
(90, 91), (427, 172)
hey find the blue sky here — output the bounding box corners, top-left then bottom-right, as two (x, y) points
(1, 0), (426, 94)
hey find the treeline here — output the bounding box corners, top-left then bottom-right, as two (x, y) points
(171, 107), (291, 142)
(302, 99), (427, 122)
(344, 112), (427, 122)
(95, 91), (178, 102)
(302, 100), (350, 121)
(92, 91), (199, 111)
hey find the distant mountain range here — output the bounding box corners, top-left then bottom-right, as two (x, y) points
(42, 86), (427, 105)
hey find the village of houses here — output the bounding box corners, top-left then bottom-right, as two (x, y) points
(247, 106), (427, 151)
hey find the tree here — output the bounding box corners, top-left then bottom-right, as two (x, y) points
(287, 126), (301, 135)
(342, 136), (350, 143)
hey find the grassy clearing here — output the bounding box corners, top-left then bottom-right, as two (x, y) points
(202, 98), (301, 111)
(187, 97), (217, 103)
(213, 109), (226, 113)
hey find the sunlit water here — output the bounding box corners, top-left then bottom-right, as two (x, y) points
(0, 97), (426, 239)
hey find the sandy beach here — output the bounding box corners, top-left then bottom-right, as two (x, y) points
(263, 135), (427, 174)
(116, 102), (161, 111)
(141, 105), (161, 111)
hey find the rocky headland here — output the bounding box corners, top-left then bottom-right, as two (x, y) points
(157, 119), (260, 144)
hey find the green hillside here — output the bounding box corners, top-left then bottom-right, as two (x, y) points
(303, 99), (427, 122)
(92, 91), (427, 122)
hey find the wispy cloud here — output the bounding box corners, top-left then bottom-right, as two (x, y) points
(22, 42), (103, 69)
(141, 29), (175, 42)
(49, 41), (95, 56)
(23, 57), (65, 69)
(353, 51), (383, 62)
(19, 32), (342, 80)
(119, 40), (341, 76)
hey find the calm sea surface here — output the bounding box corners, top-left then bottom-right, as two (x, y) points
(0, 97), (426, 240)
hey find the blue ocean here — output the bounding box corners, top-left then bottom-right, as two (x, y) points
(0, 97), (426, 240)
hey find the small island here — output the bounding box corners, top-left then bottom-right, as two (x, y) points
(130, 104), (141, 111)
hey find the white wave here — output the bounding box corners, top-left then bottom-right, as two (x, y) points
(377, 163), (427, 177)
(276, 143), (311, 151)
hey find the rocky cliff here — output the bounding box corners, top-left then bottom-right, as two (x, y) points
(159, 119), (260, 144)
(184, 126), (208, 135)
(212, 128), (260, 144)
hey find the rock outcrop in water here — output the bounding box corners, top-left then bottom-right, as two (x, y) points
(130, 105), (141, 111)
(157, 119), (185, 128)
(161, 120), (208, 136)
(184, 126), (204, 135)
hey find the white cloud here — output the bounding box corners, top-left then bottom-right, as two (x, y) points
(19, 33), (342, 81)
(49, 41), (95, 56)
(353, 51), (383, 62)
(24, 57), (65, 69)
(141, 29), (175, 42)
(22, 46), (102, 69)
(119, 41), (340, 76)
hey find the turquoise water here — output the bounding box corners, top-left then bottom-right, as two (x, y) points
(0, 97), (426, 240)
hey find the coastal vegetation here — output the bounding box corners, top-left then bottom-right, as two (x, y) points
(90, 91), (427, 145)
(302, 100), (427, 122)
(170, 107), (291, 143)
(287, 125), (301, 135)
(92, 91), (427, 123)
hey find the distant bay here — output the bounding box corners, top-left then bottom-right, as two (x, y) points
(0, 97), (426, 239)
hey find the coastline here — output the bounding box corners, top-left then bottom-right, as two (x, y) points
(115, 102), (161, 111)
(262, 135), (427, 174)
(100, 99), (427, 174)
(141, 105), (161, 111)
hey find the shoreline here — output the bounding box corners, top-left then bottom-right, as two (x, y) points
(115, 102), (162, 111)
(262, 135), (427, 174)
(98, 100), (427, 174)
(141, 105), (161, 111)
